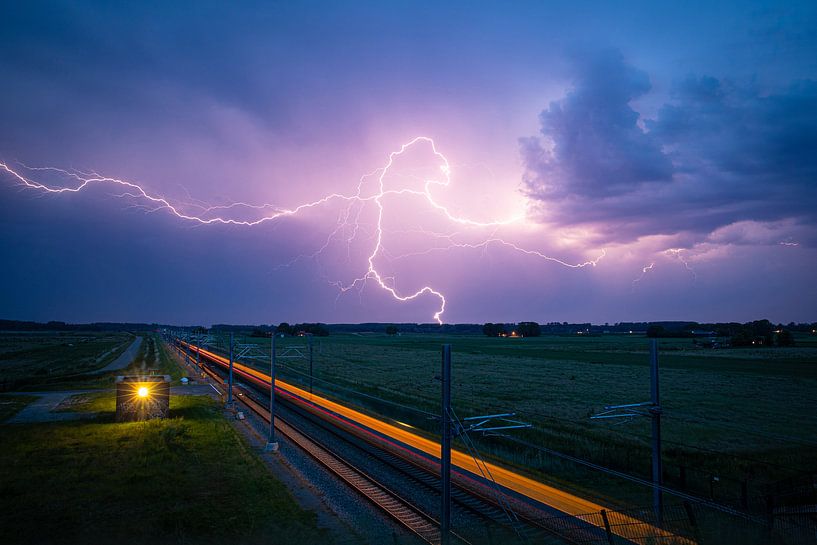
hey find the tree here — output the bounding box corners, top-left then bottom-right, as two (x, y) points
(291, 323), (330, 337)
(517, 322), (541, 337)
(482, 323), (507, 337)
(276, 322), (292, 336)
(776, 329), (795, 347)
(646, 325), (666, 338)
(385, 325), (398, 335)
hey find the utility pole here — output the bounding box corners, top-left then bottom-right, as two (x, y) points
(184, 330), (190, 367)
(650, 339), (663, 523)
(436, 344), (529, 543)
(592, 339), (663, 525)
(441, 344), (452, 545)
(227, 332), (234, 408)
(265, 332), (279, 452)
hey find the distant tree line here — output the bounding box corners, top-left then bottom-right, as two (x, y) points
(482, 322), (542, 337)
(0, 319), (163, 332)
(274, 322), (329, 337)
(645, 319), (798, 347)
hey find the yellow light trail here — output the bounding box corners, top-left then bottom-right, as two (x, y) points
(181, 340), (692, 544)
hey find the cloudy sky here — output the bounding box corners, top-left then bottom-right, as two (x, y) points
(1, 1), (815, 325)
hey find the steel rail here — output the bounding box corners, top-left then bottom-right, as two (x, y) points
(185, 341), (458, 545)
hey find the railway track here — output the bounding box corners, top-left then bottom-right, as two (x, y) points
(277, 392), (542, 541)
(174, 339), (688, 545)
(186, 345), (466, 545)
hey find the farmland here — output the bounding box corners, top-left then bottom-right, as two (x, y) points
(0, 394), (327, 545)
(0, 333), (329, 545)
(0, 332), (182, 390)
(230, 330), (817, 509)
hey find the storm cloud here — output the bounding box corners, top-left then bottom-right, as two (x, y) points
(521, 50), (817, 245)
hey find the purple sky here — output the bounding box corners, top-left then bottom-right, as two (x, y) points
(1, 1), (816, 326)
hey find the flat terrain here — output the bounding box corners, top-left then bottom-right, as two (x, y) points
(0, 331), (132, 389)
(0, 334), (329, 545)
(232, 331), (817, 508)
(0, 332), (183, 390)
(0, 394), (327, 545)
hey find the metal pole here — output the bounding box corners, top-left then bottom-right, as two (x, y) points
(196, 337), (200, 368)
(184, 331), (190, 367)
(308, 334), (314, 395)
(227, 332), (234, 408)
(441, 344), (452, 545)
(265, 332), (279, 452)
(650, 339), (663, 524)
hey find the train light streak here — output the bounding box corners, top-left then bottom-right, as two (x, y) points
(1, 137), (605, 323)
(181, 340), (691, 544)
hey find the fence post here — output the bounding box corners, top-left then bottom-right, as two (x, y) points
(599, 509), (613, 545)
(600, 509), (615, 545)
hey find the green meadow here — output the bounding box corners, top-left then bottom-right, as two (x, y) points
(235, 331), (817, 509)
(0, 335), (328, 545)
(0, 332), (183, 390)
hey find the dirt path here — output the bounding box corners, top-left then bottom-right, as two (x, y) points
(96, 336), (143, 373)
(5, 390), (101, 424)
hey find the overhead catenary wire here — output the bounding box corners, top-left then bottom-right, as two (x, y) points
(176, 334), (798, 529)
(454, 398), (812, 475)
(184, 335), (812, 476)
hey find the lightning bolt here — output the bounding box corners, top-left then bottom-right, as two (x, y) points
(665, 248), (697, 280)
(632, 262), (655, 290)
(1, 136), (604, 323)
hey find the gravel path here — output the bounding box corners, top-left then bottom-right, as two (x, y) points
(5, 390), (100, 424)
(96, 336), (143, 373)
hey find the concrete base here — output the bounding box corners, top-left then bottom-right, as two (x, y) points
(264, 441), (279, 452)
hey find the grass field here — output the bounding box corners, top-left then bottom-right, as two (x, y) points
(0, 332), (184, 391)
(0, 393), (328, 545)
(0, 331), (133, 389)
(228, 331), (817, 509)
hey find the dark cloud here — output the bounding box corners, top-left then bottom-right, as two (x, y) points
(521, 49), (672, 201)
(521, 51), (817, 245)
